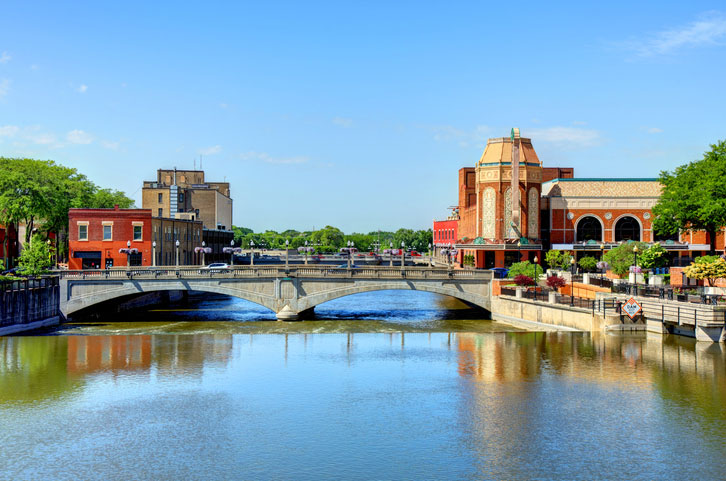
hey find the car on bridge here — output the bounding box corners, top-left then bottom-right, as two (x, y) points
(199, 263), (230, 273)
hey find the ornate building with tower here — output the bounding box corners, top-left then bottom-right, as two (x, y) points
(434, 128), (723, 269)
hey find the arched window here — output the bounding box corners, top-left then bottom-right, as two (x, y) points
(576, 216), (602, 242)
(614, 216), (640, 241)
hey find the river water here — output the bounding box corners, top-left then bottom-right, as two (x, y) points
(1, 291), (726, 480)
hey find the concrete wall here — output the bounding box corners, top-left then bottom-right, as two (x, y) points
(0, 278), (60, 335)
(491, 296), (597, 331)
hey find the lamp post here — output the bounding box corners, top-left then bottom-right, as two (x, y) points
(230, 239), (235, 266)
(401, 241), (405, 269)
(600, 243), (605, 279)
(533, 255), (539, 301)
(250, 240), (255, 266)
(389, 242), (393, 267)
(633, 245), (639, 293)
(346, 240), (352, 269)
(428, 242), (432, 267)
(285, 239), (289, 269)
(570, 256), (576, 306)
(47, 239), (53, 269)
(175, 239), (180, 267)
(201, 241), (206, 266)
(126, 240), (131, 268)
(517, 241), (521, 263)
(152, 241), (157, 267)
(304, 240), (309, 265)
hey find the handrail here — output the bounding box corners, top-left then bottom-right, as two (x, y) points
(57, 266), (494, 281)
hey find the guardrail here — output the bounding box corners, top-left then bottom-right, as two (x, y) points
(0, 276), (60, 327)
(57, 266), (493, 281)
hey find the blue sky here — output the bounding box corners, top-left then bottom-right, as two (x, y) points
(1, 1), (725, 232)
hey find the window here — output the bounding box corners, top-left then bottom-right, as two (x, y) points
(158, 193), (163, 203)
(103, 225), (112, 241)
(133, 225), (143, 241)
(158, 208), (163, 217)
(178, 193), (184, 203)
(78, 224), (88, 241)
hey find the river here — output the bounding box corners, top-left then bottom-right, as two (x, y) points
(1, 291), (725, 480)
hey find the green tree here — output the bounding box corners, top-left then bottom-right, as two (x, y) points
(652, 140), (726, 254)
(603, 241), (648, 277)
(545, 250), (572, 270)
(578, 256), (598, 272)
(18, 235), (52, 276)
(683, 256), (726, 287)
(639, 242), (669, 269)
(507, 261), (537, 279)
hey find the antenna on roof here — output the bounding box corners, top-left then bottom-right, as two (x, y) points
(200, 155), (203, 170)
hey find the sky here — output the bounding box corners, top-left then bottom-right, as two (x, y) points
(1, 1), (725, 232)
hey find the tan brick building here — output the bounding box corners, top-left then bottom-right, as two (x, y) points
(142, 169), (233, 230)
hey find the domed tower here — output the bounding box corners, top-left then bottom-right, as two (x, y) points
(476, 128), (542, 242)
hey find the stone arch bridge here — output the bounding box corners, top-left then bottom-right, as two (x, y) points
(59, 266), (493, 320)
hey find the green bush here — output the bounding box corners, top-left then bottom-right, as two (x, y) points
(578, 256), (598, 272)
(603, 241), (648, 277)
(639, 243), (669, 269)
(545, 250), (572, 270)
(507, 261), (537, 279)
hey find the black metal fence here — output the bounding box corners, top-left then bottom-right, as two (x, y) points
(0, 276), (60, 327)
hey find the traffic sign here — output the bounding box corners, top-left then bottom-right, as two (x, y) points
(622, 297), (642, 319)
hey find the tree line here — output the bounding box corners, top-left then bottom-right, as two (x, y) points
(231, 225), (433, 253)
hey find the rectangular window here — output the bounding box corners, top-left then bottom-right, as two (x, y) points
(78, 224), (88, 241)
(133, 225), (143, 241)
(103, 225), (112, 241)
(158, 193), (163, 203)
(178, 193), (184, 203)
(158, 208), (163, 217)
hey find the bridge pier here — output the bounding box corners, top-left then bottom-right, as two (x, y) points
(276, 306), (315, 321)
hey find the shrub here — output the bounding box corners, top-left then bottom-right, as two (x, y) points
(603, 241), (648, 277)
(514, 274), (534, 286)
(545, 250), (572, 270)
(578, 256), (598, 272)
(639, 243), (669, 269)
(507, 261), (536, 279)
(546, 275), (567, 289)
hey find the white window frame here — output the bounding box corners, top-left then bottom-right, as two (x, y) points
(102, 221), (113, 241)
(132, 222), (144, 241)
(78, 222), (89, 241)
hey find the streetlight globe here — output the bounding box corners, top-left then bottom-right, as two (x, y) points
(202, 241), (206, 247)
(230, 239), (234, 246)
(534, 256), (538, 263)
(633, 246), (638, 253)
(175, 240), (179, 247)
(127, 240), (131, 248)
(250, 240), (254, 247)
(152, 241), (156, 248)
(285, 239), (289, 246)
(570, 257), (575, 264)
(600, 243), (605, 250)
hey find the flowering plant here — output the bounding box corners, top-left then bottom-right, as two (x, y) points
(630, 265), (642, 274)
(596, 261), (609, 271)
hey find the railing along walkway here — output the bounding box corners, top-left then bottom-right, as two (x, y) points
(58, 266), (491, 281)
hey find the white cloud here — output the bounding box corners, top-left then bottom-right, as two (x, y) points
(77, 84), (88, 93)
(0, 78), (10, 98)
(527, 126), (601, 148)
(28, 132), (57, 145)
(0, 125), (19, 137)
(240, 151), (308, 164)
(198, 145), (222, 155)
(66, 129), (93, 144)
(30, 64), (39, 70)
(572, 121), (588, 126)
(646, 127), (663, 134)
(625, 12), (726, 56)
(219, 102), (229, 109)
(332, 117), (353, 128)
(0, 52), (11, 64)
(101, 140), (120, 150)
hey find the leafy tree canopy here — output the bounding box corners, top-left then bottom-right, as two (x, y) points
(603, 241), (648, 277)
(652, 140), (726, 253)
(545, 250), (572, 270)
(639, 242), (669, 269)
(18, 235), (52, 276)
(683, 256), (726, 287)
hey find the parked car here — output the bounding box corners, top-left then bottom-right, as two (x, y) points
(203, 263), (230, 270)
(409, 251), (421, 257)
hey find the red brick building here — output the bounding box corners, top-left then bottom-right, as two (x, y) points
(68, 206), (152, 269)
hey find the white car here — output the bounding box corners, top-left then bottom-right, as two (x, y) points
(204, 263), (230, 270)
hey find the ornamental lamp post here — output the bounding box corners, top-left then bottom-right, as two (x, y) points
(533, 255), (539, 301)
(633, 245), (639, 292)
(230, 239), (235, 266)
(201, 241), (206, 266)
(428, 242), (432, 267)
(389, 242), (393, 267)
(126, 240), (131, 268)
(285, 239), (290, 269)
(570, 256), (576, 306)
(250, 240), (255, 266)
(304, 240), (309, 265)
(175, 239), (180, 267)
(517, 241), (521, 263)
(401, 241), (405, 269)
(600, 243), (605, 279)
(152, 241), (157, 267)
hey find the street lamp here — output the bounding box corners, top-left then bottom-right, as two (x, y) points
(126, 240), (131, 268)
(570, 256), (576, 306)
(600, 243), (605, 279)
(389, 242), (393, 267)
(633, 245), (639, 293)
(175, 239), (180, 267)
(428, 242), (432, 267)
(152, 241), (157, 267)
(517, 241), (521, 263)
(533, 255), (539, 301)
(285, 239), (290, 269)
(250, 240), (255, 266)
(201, 240), (206, 266)
(401, 241), (405, 269)
(230, 239), (235, 266)
(304, 240), (309, 265)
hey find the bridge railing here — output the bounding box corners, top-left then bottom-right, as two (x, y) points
(57, 266), (493, 281)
